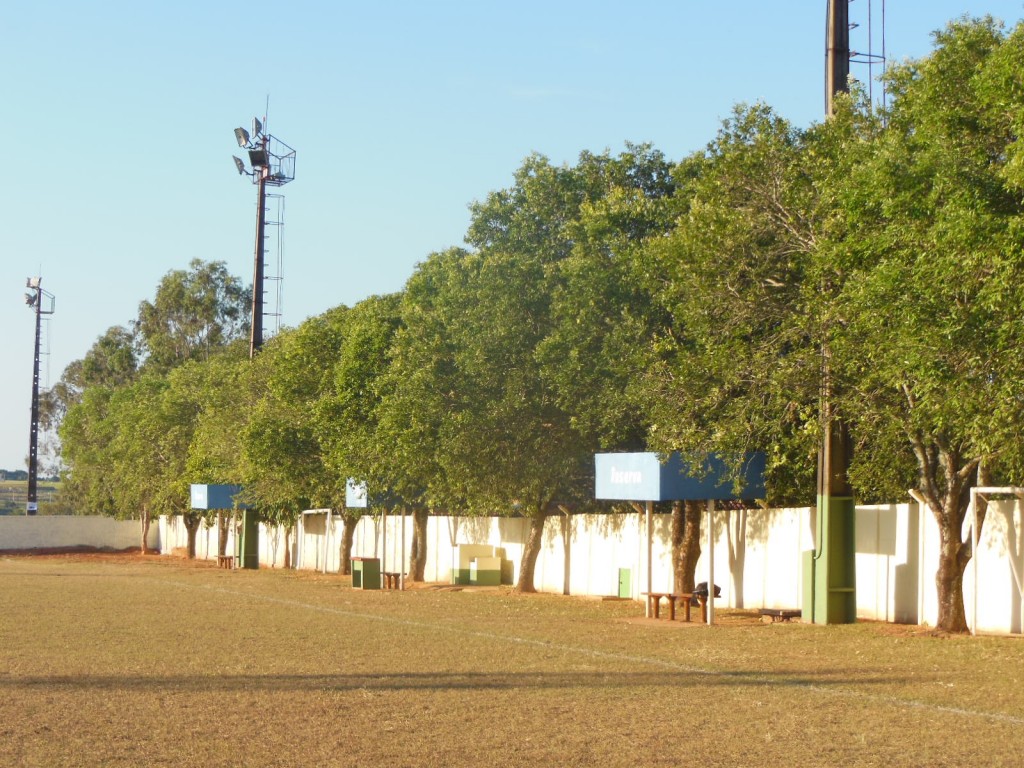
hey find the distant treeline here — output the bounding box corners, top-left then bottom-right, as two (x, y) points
(0, 471), (59, 482)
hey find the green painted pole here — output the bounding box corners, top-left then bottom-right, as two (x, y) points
(238, 509), (260, 570)
(812, 413), (856, 623)
(806, 0), (857, 625)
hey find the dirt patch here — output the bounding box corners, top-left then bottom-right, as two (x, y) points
(0, 547), (212, 568)
(0, 546), (147, 558)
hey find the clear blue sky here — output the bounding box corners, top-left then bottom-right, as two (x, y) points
(2, 1), (1023, 473)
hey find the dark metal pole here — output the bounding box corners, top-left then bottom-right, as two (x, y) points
(249, 136), (268, 359)
(826, 0), (850, 116)
(27, 289), (42, 515)
(808, 0), (856, 624)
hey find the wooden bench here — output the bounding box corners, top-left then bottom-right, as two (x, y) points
(759, 608), (801, 623)
(217, 555), (234, 569)
(642, 592), (710, 622)
(383, 571), (404, 590)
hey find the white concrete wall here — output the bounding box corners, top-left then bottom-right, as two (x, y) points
(10, 505), (1022, 633)
(158, 500), (1024, 635)
(0, 515), (157, 551)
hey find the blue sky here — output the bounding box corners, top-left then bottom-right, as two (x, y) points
(3, 1), (1023, 473)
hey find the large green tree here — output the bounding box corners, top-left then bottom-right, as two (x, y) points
(830, 17), (1024, 632)
(41, 325), (138, 477)
(318, 296), (405, 576)
(238, 311), (350, 567)
(446, 148), (674, 590)
(60, 262), (248, 541)
(637, 104), (828, 503)
(536, 144), (676, 450)
(632, 105), (848, 596)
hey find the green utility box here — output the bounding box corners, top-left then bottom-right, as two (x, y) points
(236, 509), (259, 570)
(805, 496), (857, 624)
(618, 568), (632, 599)
(352, 557), (381, 590)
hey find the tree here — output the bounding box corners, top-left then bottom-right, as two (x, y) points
(41, 325), (138, 478)
(54, 261), (247, 518)
(637, 105), (828, 505)
(438, 249), (591, 592)
(64, 365), (206, 554)
(106, 375), (181, 552)
(830, 17), (1024, 632)
(536, 144), (677, 450)
(626, 106), (841, 593)
(81, 325), (138, 389)
(59, 385), (119, 517)
(135, 259), (249, 373)
(375, 250), (474, 513)
(237, 315), (347, 566)
(318, 296), (406, 576)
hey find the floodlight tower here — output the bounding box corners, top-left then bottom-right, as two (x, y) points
(232, 116), (295, 358)
(24, 277), (54, 515)
(230, 118), (295, 570)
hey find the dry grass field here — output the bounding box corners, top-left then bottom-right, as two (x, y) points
(1, 552), (1023, 767)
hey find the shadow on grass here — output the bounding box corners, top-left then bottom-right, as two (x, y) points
(3, 669), (908, 693)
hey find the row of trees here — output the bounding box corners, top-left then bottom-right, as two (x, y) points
(54, 18), (1024, 632)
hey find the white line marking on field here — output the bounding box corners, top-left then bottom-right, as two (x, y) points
(147, 576), (1024, 726)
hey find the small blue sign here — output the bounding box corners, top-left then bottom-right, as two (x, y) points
(190, 484), (248, 510)
(594, 452), (765, 501)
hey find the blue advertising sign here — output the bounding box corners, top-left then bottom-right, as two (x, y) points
(594, 452), (765, 502)
(190, 484), (248, 510)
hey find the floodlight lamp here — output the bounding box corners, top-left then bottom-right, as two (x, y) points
(27, 277), (40, 289)
(233, 156), (247, 175)
(24, 292), (37, 306)
(247, 147), (269, 168)
(234, 127), (250, 147)
(252, 116), (263, 137)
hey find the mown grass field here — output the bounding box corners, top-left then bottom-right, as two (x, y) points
(1, 552), (1022, 767)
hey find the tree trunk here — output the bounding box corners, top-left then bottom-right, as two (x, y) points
(183, 512), (200, 559)
(914, 441), (982, 633)
(935, 529), (970, 632)
(339, 513), (358, 575)
(140, 504), (151, 554)
(217, 514), (229, 557)
(283, 524), (292, 569)
(516, 510), (547, 593)
(933, 461), (992, 632)
(409, 507), (429, 582)
(672, 500), (702, 593)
